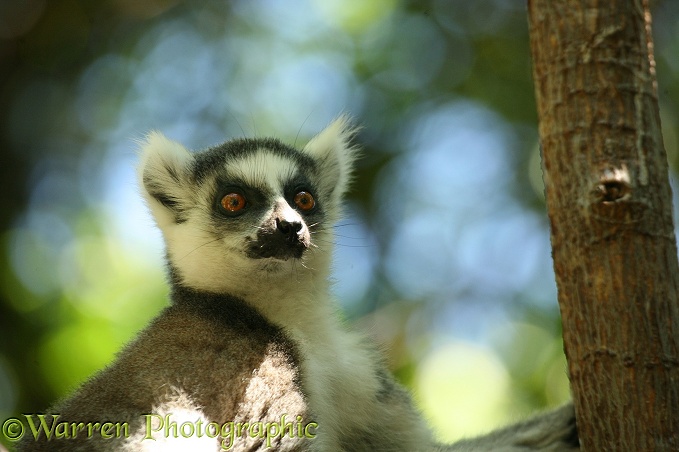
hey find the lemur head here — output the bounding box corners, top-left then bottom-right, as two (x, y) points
(138, 117), (357, 298)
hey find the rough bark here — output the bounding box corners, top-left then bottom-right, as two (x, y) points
(528, 0), (679, 449)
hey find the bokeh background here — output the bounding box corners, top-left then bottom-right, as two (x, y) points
(1, 0), (679, 448)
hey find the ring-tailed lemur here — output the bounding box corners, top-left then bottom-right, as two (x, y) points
(17, 117), (579, 451)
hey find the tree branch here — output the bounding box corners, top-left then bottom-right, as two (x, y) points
(528, 0), (679, 449)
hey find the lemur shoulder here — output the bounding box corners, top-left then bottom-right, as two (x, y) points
(18, 117), (579, 451)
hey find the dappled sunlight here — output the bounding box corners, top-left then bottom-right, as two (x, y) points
(38, 321), (127, 396)
(415, 341), (511, 443)
(312, 0), (398, 34)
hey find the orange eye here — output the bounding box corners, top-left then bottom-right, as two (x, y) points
(294, 191), (315, 211)
(220, 193), (247, 212)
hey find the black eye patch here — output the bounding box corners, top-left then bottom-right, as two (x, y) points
(212, 177), (272, 219)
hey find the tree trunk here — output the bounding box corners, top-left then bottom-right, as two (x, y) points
(527, 0), (679, 449)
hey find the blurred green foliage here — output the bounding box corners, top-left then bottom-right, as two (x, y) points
(1, 0), (679, 448)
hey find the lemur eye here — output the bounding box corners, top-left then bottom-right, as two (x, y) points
(220, 193), (247, 212)
(293, 191), (315, 211)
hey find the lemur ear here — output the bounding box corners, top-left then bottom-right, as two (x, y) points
(138, 131), (195, 227)
(302, 115), (359, 201)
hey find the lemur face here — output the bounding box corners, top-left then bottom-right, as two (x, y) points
(197, 144), (324, 263)
(138, 117), (356, 294)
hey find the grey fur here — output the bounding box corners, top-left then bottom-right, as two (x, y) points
(442, 405), (579, 451)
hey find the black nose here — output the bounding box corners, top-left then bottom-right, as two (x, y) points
(276, 218), (303, 242)
(247, 215), (310, 260)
